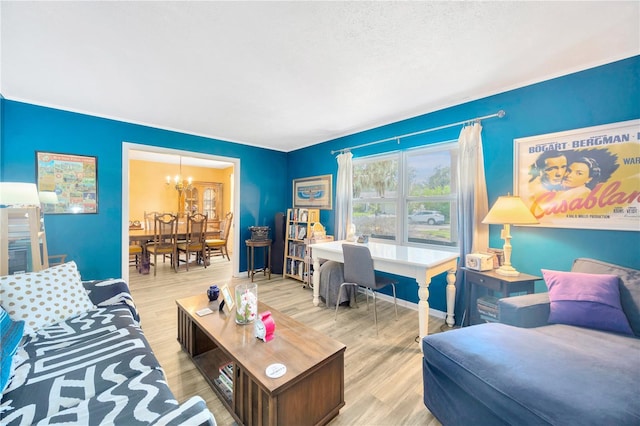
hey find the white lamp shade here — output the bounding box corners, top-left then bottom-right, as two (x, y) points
(39, 191), (59, 205)
(482, 195), (538, 225)
(0, 182), (41, 207)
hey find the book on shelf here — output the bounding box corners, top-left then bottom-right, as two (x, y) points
(477, 305), (499, 317)
(218, 371), (233, 389)
(485, 248), (504, 267)
(219, 362), (233, 379)
(289, 208), (310, 222)
(213, 377), (233, 401)
(479, 313), (499, 322)
(477, 296), (499, 321)
(477, 295), (499, 308)
(296, 226), (306, 240)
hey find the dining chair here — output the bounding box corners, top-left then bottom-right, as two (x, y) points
(206, 212), (233, 261)
(144, 211), (162, 231)
(129, 242), (143, 267)
(177, 213), (208, 271)
(145, 213), (178, 276)
(145, 210), (175, 263)
(335, 243), (398, 335)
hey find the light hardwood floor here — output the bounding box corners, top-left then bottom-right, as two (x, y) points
(129, 255), (444, 426)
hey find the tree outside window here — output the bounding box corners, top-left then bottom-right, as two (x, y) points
(352, 142), (458, 248)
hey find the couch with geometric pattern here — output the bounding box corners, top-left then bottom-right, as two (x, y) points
(1, 266), (216, 426)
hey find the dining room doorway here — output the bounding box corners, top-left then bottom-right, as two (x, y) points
(121, 142), (241, 282)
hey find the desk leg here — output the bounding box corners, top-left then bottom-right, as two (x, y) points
(445, 270), (456, 328)
(417, 275), (430, 348)
(312, 257), (321, 306)
(418, 266), (457, 349)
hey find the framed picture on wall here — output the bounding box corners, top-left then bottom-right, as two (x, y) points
(293, 174), (333, 210)
(513, 119), (639, 231)
(36, 152), (98, 214)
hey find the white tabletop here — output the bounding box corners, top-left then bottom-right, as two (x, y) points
(310, 240), (459, 268)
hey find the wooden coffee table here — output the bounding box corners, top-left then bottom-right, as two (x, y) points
(176, 294), (346, 426)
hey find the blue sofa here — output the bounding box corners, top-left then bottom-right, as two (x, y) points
(422, 258), (640, 425)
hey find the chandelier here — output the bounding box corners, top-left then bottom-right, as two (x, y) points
(166, 156), (193, 193)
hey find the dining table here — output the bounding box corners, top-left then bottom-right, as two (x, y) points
(129, 227), (222, 273)
(128, 227), (222, 244)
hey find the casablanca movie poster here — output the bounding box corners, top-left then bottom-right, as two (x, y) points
(514, 119), (640, 231)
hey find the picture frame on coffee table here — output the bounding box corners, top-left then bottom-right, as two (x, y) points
(220, 284), (234, 314)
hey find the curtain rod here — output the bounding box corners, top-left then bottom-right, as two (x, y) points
(331, 109), (506, 155)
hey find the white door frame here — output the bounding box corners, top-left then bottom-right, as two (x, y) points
(121, 142), (241, 282)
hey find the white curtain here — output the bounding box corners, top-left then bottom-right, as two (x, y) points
(455, 122), (489, 325)
(335, 151), (353, 240)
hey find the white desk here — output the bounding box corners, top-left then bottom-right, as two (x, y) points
(310, 240), (459, 344)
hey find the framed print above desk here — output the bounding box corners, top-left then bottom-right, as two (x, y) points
(293, 174), (332, 210)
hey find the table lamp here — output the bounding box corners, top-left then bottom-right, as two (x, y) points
(0, 182), (41, 207)
(39, 191), (59, 205)
(482, 194), (538, 276)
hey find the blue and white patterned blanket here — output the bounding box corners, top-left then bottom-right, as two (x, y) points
(0, 279), (216, 425)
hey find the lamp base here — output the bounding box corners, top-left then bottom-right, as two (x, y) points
(495, 265), (520, 276)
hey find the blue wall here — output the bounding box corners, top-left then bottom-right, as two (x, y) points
(287, 56), (640, 312)
(1, 56), (638, 315)
(0, 102), (288, 279)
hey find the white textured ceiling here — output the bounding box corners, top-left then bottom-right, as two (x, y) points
(1, 1), (638, 152)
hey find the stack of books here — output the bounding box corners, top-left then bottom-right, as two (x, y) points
(213, 362), (234, 402)
(477, 296), (499, 322)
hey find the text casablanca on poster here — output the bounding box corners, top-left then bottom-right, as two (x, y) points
(514, 119), (640, 231)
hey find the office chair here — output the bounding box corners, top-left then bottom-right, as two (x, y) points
(335, 243), (398, 334)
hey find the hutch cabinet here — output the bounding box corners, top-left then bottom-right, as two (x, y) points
(183, 181), (223, 229)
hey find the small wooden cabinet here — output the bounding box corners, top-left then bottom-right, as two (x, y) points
(463, 267), (540, 325)
(283, 208), (319, 284)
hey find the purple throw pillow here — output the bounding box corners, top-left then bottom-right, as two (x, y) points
(542, 269), (633, 335)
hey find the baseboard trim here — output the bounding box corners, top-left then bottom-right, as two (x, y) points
(368, 291), (447, 320)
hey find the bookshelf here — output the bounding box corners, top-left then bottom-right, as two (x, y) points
(283, 208), (319, 284)
(303, 234), (334, 289)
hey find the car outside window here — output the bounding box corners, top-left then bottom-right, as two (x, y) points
(352, 142), (458, 248)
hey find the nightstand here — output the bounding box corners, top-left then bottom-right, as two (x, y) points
(462, 267), (540, 325)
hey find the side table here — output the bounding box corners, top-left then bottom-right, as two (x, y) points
(245, 239), (272, 282)
(463, 267), (540, 326)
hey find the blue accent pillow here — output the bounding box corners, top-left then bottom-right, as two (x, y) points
(542, 269), (633, 335)
(1, 306), (25, 393)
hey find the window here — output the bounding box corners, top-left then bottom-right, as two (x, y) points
(352, 154), (398, 241)
(352, 142), (458, 248)
(203, 188), (215, 219)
